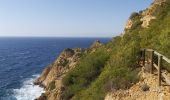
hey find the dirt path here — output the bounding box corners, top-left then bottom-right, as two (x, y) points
(105, 67), (170, 100)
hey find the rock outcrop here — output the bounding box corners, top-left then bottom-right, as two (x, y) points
(89, 40), (103, 53)
(140, 0), (166, 28)
(90, 40), (102, 49)
(141, 0), (167, 28)
(35, 41), (103, 100)
(34, 48), (84, 100)
(125, 19), (133, 30)
(123, 0), (166, 32)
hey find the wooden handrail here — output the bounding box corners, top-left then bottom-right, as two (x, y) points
(163, 56), (170, 64)
(140, 48), (170, 86)
(144, 49), (170, 63)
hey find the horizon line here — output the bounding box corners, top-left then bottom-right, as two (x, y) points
(0, 36), (113, 38)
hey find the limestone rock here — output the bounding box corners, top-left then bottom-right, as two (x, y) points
(140, 0), (166, 28)
(125, 19), (133, 30)
(90, 40), (103, 49)
(123, 0), (167, 34)
(34, 48), (84, 100)
(140, 15), (156, 28)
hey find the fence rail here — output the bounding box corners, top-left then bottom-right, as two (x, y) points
(140, 49), (170, 86)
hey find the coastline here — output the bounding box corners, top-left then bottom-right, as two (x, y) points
(34, 40), (103, 100)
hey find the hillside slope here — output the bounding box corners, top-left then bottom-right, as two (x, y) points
(36, 0), (170, 100)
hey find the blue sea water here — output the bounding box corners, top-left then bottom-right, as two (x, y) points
(0, 37), (110, 100)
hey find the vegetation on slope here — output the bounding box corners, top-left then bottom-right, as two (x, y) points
(61, 1), (170, 100)
(62, 47), (110, 100)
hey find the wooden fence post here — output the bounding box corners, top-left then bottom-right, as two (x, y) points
(143, 49), (146, 66)
(158, 55), (162, 86)
(150, 50), (154, 74)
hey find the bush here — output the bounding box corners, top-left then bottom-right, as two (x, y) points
(129, 12), (139, 19)
(62, 59), (69, 67)
(48, 81), (56, 91)
(71, 36), (140, 100)
(64, 48), (75, 57)
(62, 48), (110, 100)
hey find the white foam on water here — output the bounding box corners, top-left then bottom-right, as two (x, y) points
(13, 75), (45, 100)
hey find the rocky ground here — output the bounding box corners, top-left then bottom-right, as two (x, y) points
(105, 67), (170, 100)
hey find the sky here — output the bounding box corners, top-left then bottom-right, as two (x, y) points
(0, 0), (153, 37)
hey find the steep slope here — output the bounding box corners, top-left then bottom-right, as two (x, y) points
(34, 48), (85, 100)
(35, 41), (105, 100)
(36, 0), (170, 100)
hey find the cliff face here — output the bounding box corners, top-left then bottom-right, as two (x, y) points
(35, 41), (103, 100)
(140, 0), (166, 28)
(124, 0), (166, 32)
(35, 48), (84, 100)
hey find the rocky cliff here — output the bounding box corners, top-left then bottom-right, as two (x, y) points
(34, 41), (103, 100)
(34, 48), (84, 100)
(123, 0), (166, 35)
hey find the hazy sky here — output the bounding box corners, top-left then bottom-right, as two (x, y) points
(0, 0), (153, 37)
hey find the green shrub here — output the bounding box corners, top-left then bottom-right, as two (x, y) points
(62, 48), (110, 100)
(62, 59), (69, 67)
(48, 81), (56, 91)
(129, 12), (139, 19)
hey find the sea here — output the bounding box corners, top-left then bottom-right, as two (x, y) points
(0, 37), (110, 100)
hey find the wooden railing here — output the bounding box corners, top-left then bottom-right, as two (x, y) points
(140, 49), (170, 86)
